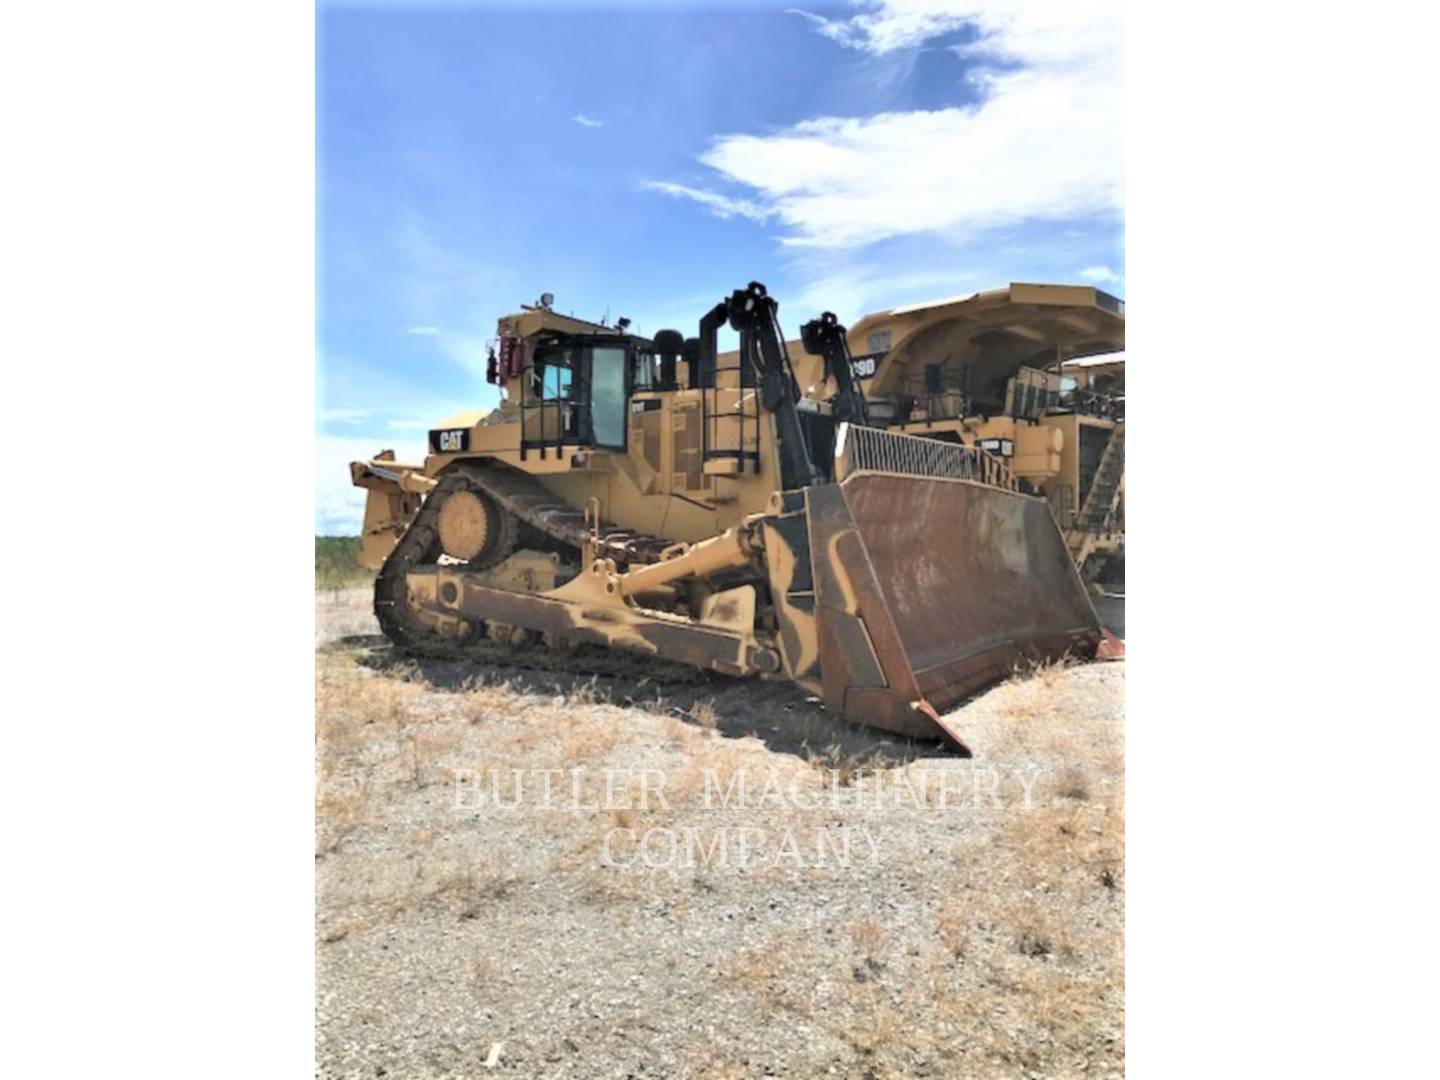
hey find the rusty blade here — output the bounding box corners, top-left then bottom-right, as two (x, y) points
(806, 472), (1101, 746)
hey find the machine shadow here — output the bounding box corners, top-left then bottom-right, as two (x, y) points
(339, 637), (959, 767)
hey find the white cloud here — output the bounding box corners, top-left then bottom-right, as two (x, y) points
(791, 1), (1118, 62)
(570, 113), (604, 128)
(659, 1), (1123, 249)
(787, 1), (972, 53)
(316, 433), (427, 536)
(387, 418), (430, 430)
(642, 181), (773, 223)
(406, 325), (441, 335)
(1079, 265), (1121, 284)
(785, 259), (987, 326)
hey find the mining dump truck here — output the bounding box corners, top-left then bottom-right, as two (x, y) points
(350, 282), (1107, 750)
(728, 282), (1126, 579)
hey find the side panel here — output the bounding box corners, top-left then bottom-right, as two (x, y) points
(804, 482), (934, 739)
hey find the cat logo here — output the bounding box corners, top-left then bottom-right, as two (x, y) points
(432, 429), (468, 453)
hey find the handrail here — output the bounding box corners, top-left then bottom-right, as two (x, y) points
(701, 361), (761, 473)
(1047, 482), (1077, 529)
(835, 424), (1018, 491)
(1074, 424), (1124, 528)
(518, 354), (576, 460)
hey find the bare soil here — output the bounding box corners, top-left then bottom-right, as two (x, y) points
(315, 587), (1125, 1078)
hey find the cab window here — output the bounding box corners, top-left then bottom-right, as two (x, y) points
(589, 346), (627, 447)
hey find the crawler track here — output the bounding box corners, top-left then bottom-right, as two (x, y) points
(374, 462), (700, 682)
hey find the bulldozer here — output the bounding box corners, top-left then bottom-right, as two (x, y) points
(349, 282), (1115, 751)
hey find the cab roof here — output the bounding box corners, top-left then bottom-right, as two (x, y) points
(496, 307), (638, 341)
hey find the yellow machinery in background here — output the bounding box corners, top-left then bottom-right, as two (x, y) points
(738, 283), (1125, 580)
(349, 282), (1119, 751)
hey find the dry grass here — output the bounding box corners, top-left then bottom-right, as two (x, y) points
(314, 782), (370, 856)
(1056, 763), (1092, 800)
(560, 710), (621, 764)
(802, 738), (886, 786)
(849, 915), (888, 967)
(937, 895), (971, 959)
(724, 937), (815, 1018)
(421, 859), (521, 918)
(315, 593), (1125, 1079)
(688, 700), (719, 730)
(1010, 652), (1080, 688)
(719, 910), (1114, 1074)
(1005, 787), (1125, 897)
(319, 914), (363, 944)
(834, 983), (908, 1063)
(667, 736), (775, 808)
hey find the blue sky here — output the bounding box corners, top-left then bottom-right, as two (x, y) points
(317, 0), (1124, 532)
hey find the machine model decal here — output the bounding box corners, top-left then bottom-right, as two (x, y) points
(977, 437), (1014, 456)
(850, 351), (885, 379)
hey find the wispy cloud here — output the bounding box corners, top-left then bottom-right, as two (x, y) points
(316, 433), (428, 536)
(317, 408), (438, 433)
(657, 1), (1122, 249)
(393, 210), (516, 381)
(789, 1), (1119, 60)
(1079, 265), (1121, 285)
(781, 253), (987, 326)
(318, 407), (371, 425)
(786, 1), (972, 53)
(642, 181), (773, 223)
(570, 113), (604, 128)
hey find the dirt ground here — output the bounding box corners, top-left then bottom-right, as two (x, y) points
(315, 587), (1125, 1078)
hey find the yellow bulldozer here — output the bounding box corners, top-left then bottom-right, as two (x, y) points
(349, 281), (1123, 750)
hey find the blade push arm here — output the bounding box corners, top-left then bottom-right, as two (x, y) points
(724, 281), (823, 490)
(801, 311), (871, 426)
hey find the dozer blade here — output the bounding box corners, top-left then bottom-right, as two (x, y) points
(792, 473), (1102, 750)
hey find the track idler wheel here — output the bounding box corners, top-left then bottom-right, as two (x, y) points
(436, 486), (516, 570)
(375, 469), (516, 653)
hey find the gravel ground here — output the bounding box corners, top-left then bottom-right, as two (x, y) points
(315, 588), (1125, 1078)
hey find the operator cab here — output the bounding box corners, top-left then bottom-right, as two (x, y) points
(521, 334), (635, 452)
(486, 299), (668, 459)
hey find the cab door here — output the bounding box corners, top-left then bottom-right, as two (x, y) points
(586, 343), (628, 449)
